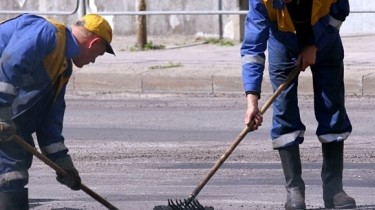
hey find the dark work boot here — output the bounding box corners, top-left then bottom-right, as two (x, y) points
(278, 145), (306, 210)
(0, 188), (29, 210)
(322, 141), (356, 209)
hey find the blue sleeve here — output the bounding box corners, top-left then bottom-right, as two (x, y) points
(36, 85), (68, 160)
(0, 14), (55, 107)
(330, 0), (350, 21)
(240, 0), (269, 95)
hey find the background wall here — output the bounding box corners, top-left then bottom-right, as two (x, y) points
(340, 0), (375, 36)
(0, 0), (374, 41)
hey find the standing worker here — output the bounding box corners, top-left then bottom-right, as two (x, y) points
(0, 13), (114, 209)
(241, 0), (355, 209)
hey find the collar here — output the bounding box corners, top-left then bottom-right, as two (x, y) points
(65, 27), (79, 59)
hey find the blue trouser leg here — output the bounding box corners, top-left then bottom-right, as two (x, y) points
(314, 28), (354, 209)
(311, 31), (352, 142)
(0, 135), (32, 210)
(267, 28), (351, 149)
(0, 132), (33, 192)
(268, 36), (306, 149)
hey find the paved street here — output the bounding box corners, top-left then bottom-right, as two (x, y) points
(26, 95), (375, 210)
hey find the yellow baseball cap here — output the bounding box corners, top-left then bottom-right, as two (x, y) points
(78, 13), (115, 55)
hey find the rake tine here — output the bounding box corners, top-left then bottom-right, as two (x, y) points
(168, 199), (183, 209)
(168, 199), (179, 209)
(167, 199), (173, 206)
(192, 199), (205, 209)
(176, 200), (185, 208)
(168, 199), (186, 210)
(167, 198), (206, 210)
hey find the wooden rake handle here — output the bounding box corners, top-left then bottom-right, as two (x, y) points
(188, 65), (301, 201)
(12, 135), (119, 210)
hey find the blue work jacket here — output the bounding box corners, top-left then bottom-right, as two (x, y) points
(0, 14), (79, 159)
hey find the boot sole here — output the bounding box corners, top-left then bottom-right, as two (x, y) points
(285, 204), (306, 210)
(334, 204), (356, 209)
(324, 203), (356, 209)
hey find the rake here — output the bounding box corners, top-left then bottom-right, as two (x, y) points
(154, 65), (300, 210)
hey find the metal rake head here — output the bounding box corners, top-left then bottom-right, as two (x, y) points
(168, 198), (206, 210)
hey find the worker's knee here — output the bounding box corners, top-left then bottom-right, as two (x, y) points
(0, 169), (29, 191)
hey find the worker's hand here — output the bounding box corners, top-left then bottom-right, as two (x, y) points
(298, 45), (317, 71)
(246, 105), (263, 131)
(54, 156), (81, 191)
(0, 107), (16, 142)
(245, 94), (263, 131)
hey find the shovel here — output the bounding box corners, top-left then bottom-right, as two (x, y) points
(154, 64), (301, 210)
(11, 135), (119, 210)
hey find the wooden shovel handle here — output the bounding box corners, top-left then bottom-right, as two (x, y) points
(12, 135), (119, 210)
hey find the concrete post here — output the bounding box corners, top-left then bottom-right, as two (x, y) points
(218, 0), (223, 39)
(136, 0), (147, 49)
(239, 0), (248, 41)
(78, 0), (86, 18)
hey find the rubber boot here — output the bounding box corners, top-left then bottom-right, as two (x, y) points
(322, 141), (356, 209)
(278, 145), (306, 210)
(0, 188), (29, 210)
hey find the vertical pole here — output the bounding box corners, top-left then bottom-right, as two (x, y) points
(218, 0), (223, 39)
(78, 0), (86, 18)
(239, 0), (248, 42)
(136, 0), (147, 49)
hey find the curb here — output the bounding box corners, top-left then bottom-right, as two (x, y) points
(67, 36), (375, 97)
